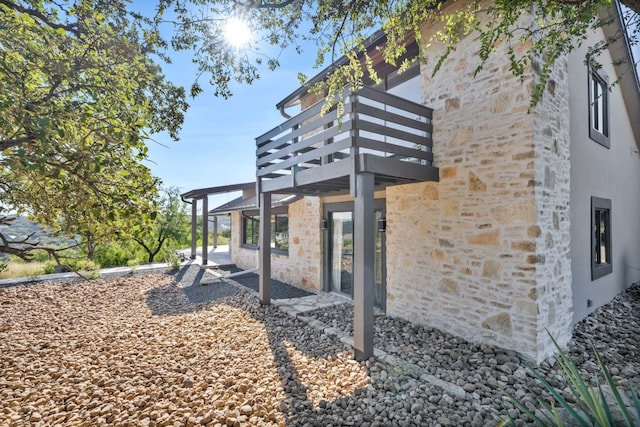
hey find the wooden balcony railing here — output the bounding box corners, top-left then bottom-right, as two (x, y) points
(256, 86), (437, 195)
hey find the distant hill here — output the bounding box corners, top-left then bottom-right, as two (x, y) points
(0, 216), (75, 258)
(210, 215), (230, 230)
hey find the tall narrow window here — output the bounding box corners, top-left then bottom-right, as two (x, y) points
(591, 197), (612, 280)
(242, 215), (260, 247)
(588, 67), (610, 148)
(272, 214), (289, 250)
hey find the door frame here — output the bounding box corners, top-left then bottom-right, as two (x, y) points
(322, 199), (387, 310)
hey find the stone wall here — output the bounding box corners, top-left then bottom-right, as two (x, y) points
(231, 198), (323, 292)
(530, 56), (573, 357)
(385, 5), (572, 362)
(230, 210), (259, 272)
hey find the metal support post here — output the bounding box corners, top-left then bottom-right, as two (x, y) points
(201, 197), (208, 265)
(259, 192), (272, 305)
(213, 216), (218, 248)
(191, 200), (198, 259)
(353, 172), (375, 361)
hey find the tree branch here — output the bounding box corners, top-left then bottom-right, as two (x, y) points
(0, 0), (81, 37)
(241, 0), (298, 9)
(0, 135), (36, 152)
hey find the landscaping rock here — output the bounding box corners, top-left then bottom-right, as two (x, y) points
(1, 274), (639, 426)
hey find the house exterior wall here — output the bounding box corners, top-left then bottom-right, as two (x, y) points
(384, 5), (572, 362)
(230, 198), (323, 292)
(568, 27), (640, 322)
(238, 3), (637, 363)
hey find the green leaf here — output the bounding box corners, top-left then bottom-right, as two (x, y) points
(593, 342), (636, 425)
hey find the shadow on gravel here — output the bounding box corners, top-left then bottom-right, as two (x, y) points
(142, 263), (504, 425)
(242, 300), (494, 426)
(215, 266), (314, 299)
(145, 265), (239, 316)
(145, 264), (314, 317)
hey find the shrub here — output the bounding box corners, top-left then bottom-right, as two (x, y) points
(127, 259), (139, 273)
(502, 333), (640, 426)
(93, 242), (134, 268)
(164, 247), (181, 270)
(215, 234), (230, 245)
(43, 262), (57, 275)
(68, 259), (101, 274)
(72, 259), (101, 279)
(30, 249), (52, 263)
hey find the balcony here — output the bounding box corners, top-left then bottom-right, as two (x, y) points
(256, 86), (439, 196)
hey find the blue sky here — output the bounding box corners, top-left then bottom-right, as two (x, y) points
(143, 4), (640, 210)
(146, 53), (315, 191)
(141, 13), (321, 209)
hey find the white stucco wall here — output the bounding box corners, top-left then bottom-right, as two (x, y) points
(568, 26), (640, 322)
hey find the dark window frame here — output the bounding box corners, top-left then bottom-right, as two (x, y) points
(591, 196), (612, 280)
(588, 65), (610, 148)
(241, 206), (289, 256)
(242, 215), (260, 248)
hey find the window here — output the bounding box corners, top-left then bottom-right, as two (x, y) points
(588, 66), (610, 148)
(243, 215), (260, 247)
(242, 212), (289, 253)
(273, 214), (289, 251)
(591, 196), (612, 280)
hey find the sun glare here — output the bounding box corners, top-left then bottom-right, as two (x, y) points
(224, 17), (252, 48)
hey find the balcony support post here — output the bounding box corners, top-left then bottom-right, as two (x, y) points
(353, 172), (375, 361)
(259, 192), (272, 305)
(190, 199), (198, 259)
(213, 216), (218, 248)
(201, 196), (208, 265)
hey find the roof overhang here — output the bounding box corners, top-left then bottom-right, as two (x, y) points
(275, 30), (387, 112)
(209, 194), (301, 215)
(275, 29), (421, 113)
(605, 2), (640, 147)
(180, 182), (255, 202)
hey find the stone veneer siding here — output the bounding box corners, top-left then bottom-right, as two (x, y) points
(231, 197), (323, 292)
(385, 8), (572, 363)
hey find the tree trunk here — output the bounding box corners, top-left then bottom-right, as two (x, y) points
(86, 233), (95, 260)
(148, 237), (166, 263)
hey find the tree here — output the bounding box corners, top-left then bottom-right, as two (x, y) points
(0, 0), (187, 259)
(157, 0), (639, 109)
(1, 0), (638, 259)
(133, 187), (190, 263)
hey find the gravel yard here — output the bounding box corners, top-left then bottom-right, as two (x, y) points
(1, 268), (639, 426)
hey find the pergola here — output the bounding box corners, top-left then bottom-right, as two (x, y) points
(180, 182), (255, 264)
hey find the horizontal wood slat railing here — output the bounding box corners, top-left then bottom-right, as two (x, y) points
(256, 86), (434, 187)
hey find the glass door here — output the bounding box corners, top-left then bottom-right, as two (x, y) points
(330, 211), (353, 296)
(374, 210), (385, 309)
(325, 202), (386, 310)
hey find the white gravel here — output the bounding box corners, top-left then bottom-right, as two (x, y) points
(1, 272), (638, 426)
